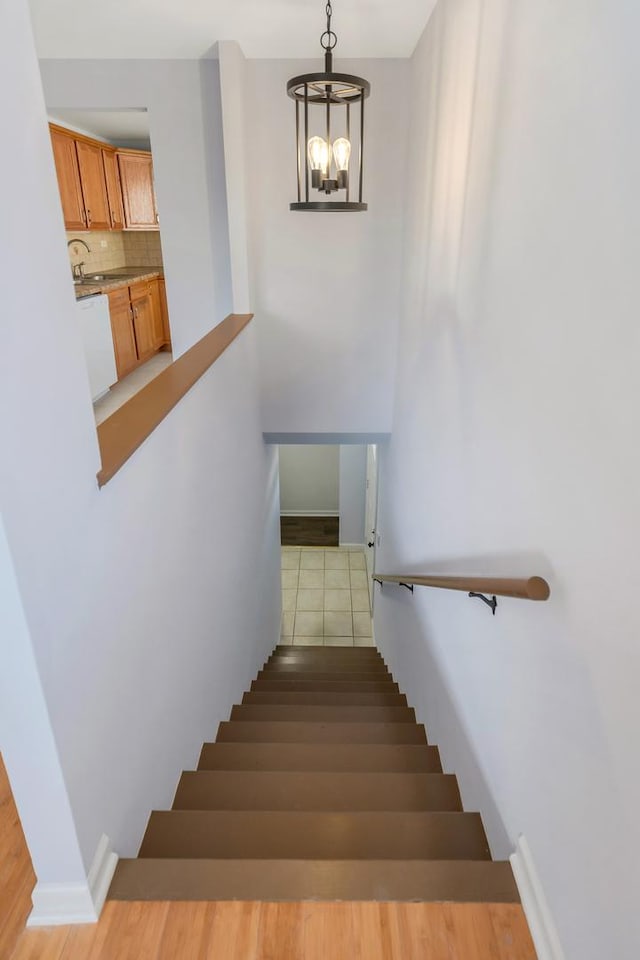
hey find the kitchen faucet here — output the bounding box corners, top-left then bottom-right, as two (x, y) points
(67, 238), (91, 279)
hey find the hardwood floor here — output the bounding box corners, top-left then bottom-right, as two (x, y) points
(281, 517), (339, 547)
(10, 900), (537, 959)
(0, 754), (36, 960)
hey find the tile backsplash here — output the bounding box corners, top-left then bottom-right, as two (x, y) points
(66, 231), (164, 274)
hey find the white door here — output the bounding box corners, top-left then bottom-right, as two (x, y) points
(364, 444), (378, 608)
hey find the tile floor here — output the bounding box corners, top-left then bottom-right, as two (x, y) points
(280, 546), (374, 647)
(94, 351), (173, 425)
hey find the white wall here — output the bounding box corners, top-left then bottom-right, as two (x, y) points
(242, 57), (409, 434)
(279, 445), (339, 515)
(375, 2), (640, 958)
(38, 57), (233, 356)
(1, 0), (281, 907)
(339, 445), (367, 545)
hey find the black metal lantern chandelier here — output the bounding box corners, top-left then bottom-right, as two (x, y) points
(287, 0), (370, 212)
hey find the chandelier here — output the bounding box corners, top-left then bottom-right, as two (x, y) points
(287, 0), (370, 212)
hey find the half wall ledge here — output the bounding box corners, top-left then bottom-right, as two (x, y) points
(96, 314), (253, 487)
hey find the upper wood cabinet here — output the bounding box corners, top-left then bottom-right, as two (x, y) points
(75, 140), (111, 231)
(117, 152), (159, 230)
(50, 127), (87, 231)
(101, 149), (125, 231)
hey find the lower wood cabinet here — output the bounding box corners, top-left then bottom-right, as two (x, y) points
(107, 288), (138, 379)
(107, 277), (169, 381)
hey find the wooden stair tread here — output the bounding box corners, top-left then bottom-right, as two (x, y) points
(242, 691), (408, 706)
(216, 721), (428, 744)
(229, 704), (416, 723)
(172, 770), (462, 811)
(109, 857), (519, 902)
(198, 742), (443, 772)
(138, 810), (490, 860)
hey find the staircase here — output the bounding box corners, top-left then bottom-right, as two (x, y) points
(109, 645), (518, 902)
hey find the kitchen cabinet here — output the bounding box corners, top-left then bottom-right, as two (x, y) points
(107, 279), (164, 380)
(102, 149), (125, 231)
(75, 140), (111, 231)
(147, 279), (165, 350)
(107, 288), (138, 379)
(50, 127), (87, 231)
(157, 278), (171, 348)
(117, 151), (159, 230)
(129, 281), (156, 361)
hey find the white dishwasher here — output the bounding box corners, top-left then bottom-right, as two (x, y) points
(76, 294), (117, 402)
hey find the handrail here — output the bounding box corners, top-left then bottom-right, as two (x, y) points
(372, 573), (550, 601)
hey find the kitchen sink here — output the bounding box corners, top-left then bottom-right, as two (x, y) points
(73, 273), (133, 285)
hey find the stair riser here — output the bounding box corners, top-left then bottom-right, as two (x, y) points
(252, 680), (400, 693)
(173, 771), (462, 812)
(256, 671), (394, 683)
(263, 664), (390, 674)
(139, 811), (490, 860)
(229, 705), (416, 723)
(109, 858), (519, 902)
(242, 692), (408, 706)
(216, 721), (428, 744)
(197, 743), (443, 773)
(268, 654), (384, 664)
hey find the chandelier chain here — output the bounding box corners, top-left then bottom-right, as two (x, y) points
(320, 0), (337, 52)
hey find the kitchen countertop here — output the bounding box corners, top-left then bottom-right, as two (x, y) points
(75, 267), (163, 299)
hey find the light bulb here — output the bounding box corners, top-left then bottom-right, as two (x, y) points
(332, 137), (351, 172)
(307, 136), (330, 174)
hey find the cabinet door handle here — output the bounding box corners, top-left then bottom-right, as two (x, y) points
(86, 209), (92, 226)
(155, 213), (159, 223)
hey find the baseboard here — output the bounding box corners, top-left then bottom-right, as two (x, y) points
(280, 511), (339, 517)
(339, 542), (366, 549)
(28, 834), (118, 927)
(87, 833), (119, 917)
(510, 835), (566, 960)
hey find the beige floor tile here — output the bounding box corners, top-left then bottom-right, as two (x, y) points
(292, 637), (325, 647)
(294, 612), (323, 636)
(281, 545), (300, 552)
(281, 552), (301, 570)
(301, 546), (325, 552)
(324, 589), (352, 612)
(349, 570), (369, 590)
(353, 612), (373, 636)
(298, 569), (324, 589)
(354, 636), (375, 647)
(349, 553), (366, 570)
(296, 588), (324, 611)
(324, 612), (353, 636)
(281, 611), (295, 638)
(324, 637), (355, 647)
(325, 552), (349, 570)
(351, 589), (371, 612)
(282, 589), (297, 611)
(300, 552), (324, 569)
(281, 569), (299, 590)
(325, 569), (350, 589)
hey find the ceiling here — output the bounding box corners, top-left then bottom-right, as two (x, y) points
(48, 109), (151, 147)
(29, 0), (437, 60)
